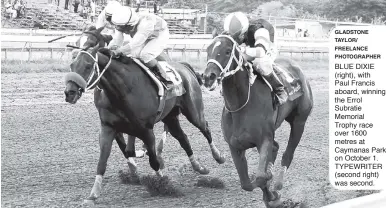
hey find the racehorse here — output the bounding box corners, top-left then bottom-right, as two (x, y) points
(71, 26), (170, 174)
(202, 34), (313, 207)
(63, 27), (226, 205)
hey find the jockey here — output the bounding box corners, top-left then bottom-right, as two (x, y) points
(223, 12), (288, 105)
(108, 6), (173, 86)
(95, 0), (122, 34)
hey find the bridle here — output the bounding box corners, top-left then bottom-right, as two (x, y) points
(72, 49), (113, 92)
(206, 35), (251, 113)
(207, 35), (245, 80)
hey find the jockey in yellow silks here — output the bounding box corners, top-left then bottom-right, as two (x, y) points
(223, 12), (288, 105)
(108, 6), (173, 86)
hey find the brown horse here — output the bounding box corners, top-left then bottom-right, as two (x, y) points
(203, 34), (313, 207)
(64, 28), (225, 205)
(71, 27), (171, 175)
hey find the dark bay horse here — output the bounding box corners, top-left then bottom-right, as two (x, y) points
(64, 28), (225, 204)
(203, 34), (313, 207)
(71, 27), (171, 175)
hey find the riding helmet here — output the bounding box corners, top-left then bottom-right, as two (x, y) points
(111, 6), (139, 26)
(223, 12), (249, 36)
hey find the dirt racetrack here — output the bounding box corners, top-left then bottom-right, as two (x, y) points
(1, 58), (368, 207)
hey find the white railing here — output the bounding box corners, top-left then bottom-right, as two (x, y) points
(1, 30), (329, 61)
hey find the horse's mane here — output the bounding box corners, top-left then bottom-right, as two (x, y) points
(98, 48), (135, 65)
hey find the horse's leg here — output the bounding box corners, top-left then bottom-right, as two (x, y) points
(122, 134), (141, 175)
(252, 136), (282, 208)
(275, 115), (308, 191)
(141, 130), (163, 176)
(156, 125), (168, 170)
(228, 144), (255, 191)
(162, 115), (209, 174)
(252, 136), (274, 189)
(267, 140), (279, 189)
(115, 133), (138, 174)
(115, 132), (129, 159)
(124, 134), (147, 158)
(261, 186), (282, 208)
(84, 124), (115, 204)
(181, 99), (225, 164)
(260, 139), (282, 208)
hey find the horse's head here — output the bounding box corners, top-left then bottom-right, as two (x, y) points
(64, 41), (108, 104)
(65, 27), (115, 104)
(203, 33), (245, 91)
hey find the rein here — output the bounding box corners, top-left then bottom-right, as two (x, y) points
(207, 35), (245, 80)
(73, 49), (113, 91)
(207, 35), (251, 113)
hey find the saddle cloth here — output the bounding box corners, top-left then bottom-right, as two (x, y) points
(132, 58), (186, 100)
(248, 62), (303, 102)
(272, 63), (302, 101)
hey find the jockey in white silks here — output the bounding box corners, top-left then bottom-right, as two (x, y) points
(76, 0), (122, 48)
(108, 6), (173, 86)
(223, 12), (288, 105)
(95, 0), (122, 35)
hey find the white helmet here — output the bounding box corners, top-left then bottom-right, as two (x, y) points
(111, 6), (139, 26)
(105, 1), (121, 17)
(223, 12), (249, 36)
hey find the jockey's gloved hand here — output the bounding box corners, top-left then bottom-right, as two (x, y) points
(108, 45), (119, 50)
(239, 46), (246, 53)
(110, 50), (122, 58)
(239, 46), (254, 63)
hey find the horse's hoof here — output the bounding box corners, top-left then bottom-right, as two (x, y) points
(127, 160), (138, 175)
(193, 165), (210, 175)
(135, 150), (147, 158)
(271, 191), (281, 201)
(267, 198), (283, 208)
(156, 170), (164, 177)
(214, 154), (226, 164)
(82, 199), (95, 207)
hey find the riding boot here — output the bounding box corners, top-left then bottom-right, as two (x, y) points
(151, 62), (174, 87)
(263, 72), (288, 105)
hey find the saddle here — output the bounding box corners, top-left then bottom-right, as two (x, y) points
(247, 62), (303, 103)
(113, 53), (186, 120)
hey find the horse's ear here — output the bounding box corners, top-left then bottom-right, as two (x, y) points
(96, 26), (105, 34)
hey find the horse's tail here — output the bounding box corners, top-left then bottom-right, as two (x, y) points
(179, 61), (203, 86)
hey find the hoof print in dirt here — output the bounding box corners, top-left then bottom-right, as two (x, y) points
(118, 170), (141, 185)
(140, 175), (184, 197)
(194, 176), (225, 189)
(177, 163), (192, 175)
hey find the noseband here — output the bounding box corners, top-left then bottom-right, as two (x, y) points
(206, 35), (251, 113)
(207, 35), (245, 80)
(73, 50), (113, 91)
